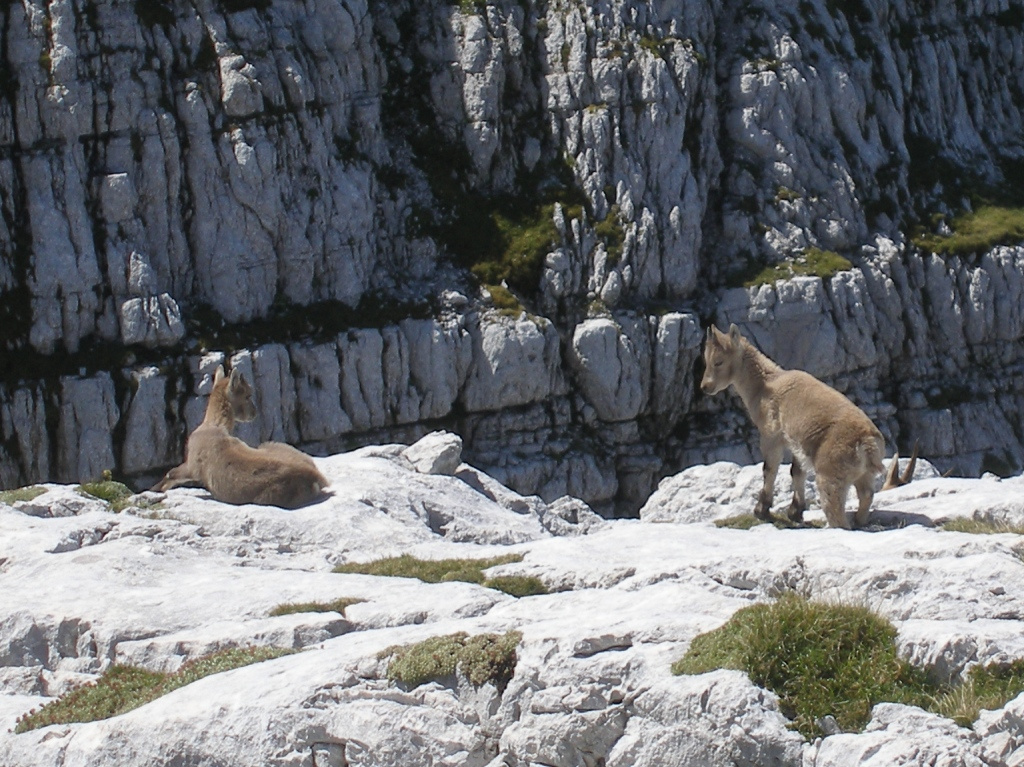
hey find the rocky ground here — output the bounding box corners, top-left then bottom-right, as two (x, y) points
(2, 432), (1024, 766)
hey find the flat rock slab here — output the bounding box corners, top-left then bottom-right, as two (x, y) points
(2, 449), (1024, 766)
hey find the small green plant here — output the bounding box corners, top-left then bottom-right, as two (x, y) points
(941, 517), (1024, 535)
(78, 477), (134, 512)
(714, 514), (824, 530)
(715, 514), (769, 530)
(0, 485), (47, 505)
(15, 646), (293, 733)
(932, 660), (1024, 726)
(480, 575), (548, 597)
(333, 554), (546, 597)
(638, 35), (663, 57)
(672, 594), (932, 738)
(486, 284), (525, 317)
(268, 597), (363, 617)
(469, 202), (575, 292)
(594, 205), (625, 265)
(381, 630), (522, 689)
(913, 205), (1024, 256)
(738, 247), (853, 288)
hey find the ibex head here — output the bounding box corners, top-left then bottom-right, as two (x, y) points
(881, 441), (919, 491)
(212, 365), (258, 424)
(701, 324), (744, 395)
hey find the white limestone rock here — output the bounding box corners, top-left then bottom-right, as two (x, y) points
(569, 315), (649, 422)
(607, 671), (805, 767)
(120, 367), (179, 476)
(460, 313), (566, 413)
(3, 459), (1024, 765)
(56, 374), (119, 484)
(808, 703), (987, 767)
(401, 430), (463, 476)
(117, 293), (186, 348)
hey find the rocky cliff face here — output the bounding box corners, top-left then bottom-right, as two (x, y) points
(1, 0), (1023, 512)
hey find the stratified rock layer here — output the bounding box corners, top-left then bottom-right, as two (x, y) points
(1, 0), (1023, 510)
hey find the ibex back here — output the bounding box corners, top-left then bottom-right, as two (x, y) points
(701, 324), (885, 529)
(153, 366), (328, 509)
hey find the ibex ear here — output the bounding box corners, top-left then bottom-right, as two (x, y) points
(213, 366), (225, 384)
(229, 367), (243, 387)
(728, 324), (742, 344)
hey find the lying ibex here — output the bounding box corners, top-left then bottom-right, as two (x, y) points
(152, 366), (328, 509)
(701, 324), (885, 529)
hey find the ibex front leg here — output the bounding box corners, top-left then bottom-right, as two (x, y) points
(756, 435), (784, 521)
(788, 457), (808, 523)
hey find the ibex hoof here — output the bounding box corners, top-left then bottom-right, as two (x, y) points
(753, 504), (772, 521)
(787, 504), (804, 523)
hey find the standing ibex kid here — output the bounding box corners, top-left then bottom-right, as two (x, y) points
(701, 324), (885, 529)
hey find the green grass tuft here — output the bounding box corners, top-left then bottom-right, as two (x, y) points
(931, 660), (1024, 726)
(913, 205), (1024, 256)
(672, 594), (932, 738)
(15, 646), (293, 733)
(333, 554), (544, 597)
(672, 595), (1024, 737)
(594, 205), (625, 265)
(714, 513), (824, 530)
(738, 247), (853, 288)
(469, 203), (573, 292)
(0, 485), (47, 505)
(941, 517), (1024, 535)
(78, 480), (134, 512)
(486, 284), (525, 317)
(714, 514), (769, 530)
(481, 574), (548, 597)
(381, 630), (522, 689)
(268, 598), (364, 617)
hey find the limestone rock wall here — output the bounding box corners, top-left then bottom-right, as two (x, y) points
(1, 0), (1023, 512)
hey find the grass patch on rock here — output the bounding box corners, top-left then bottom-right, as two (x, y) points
(932, 660), (1024, 726)
(333, 553), (547, 597)
(268, 597), (364, 617)
(714, 513), (769, 530)
(736, 247), (853, 288)
(672, 594), (1024, 738)
(467, 201), (578, 293)
(486, 283), (525, 317)
(381, 630), (522, 689)
(0, 485), (47, 505)
(78, 478), (134, 512)
(913, 205), (1024, 256)
(672, 594), (933, 738)
(15, 646), (294, 733)
(715, 513), (825, 530)
(941, 517), (1024, 535)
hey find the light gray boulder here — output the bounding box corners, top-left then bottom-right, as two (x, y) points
(401, 431), (464, 476)
(569, 315), (649, 422)
(808, 703), (989, 767)
(56, 374), (119, 484)
(461, 313), (566, 413)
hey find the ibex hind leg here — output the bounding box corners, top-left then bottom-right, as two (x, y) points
(853, 475), (875, 529)
(787, 458), (808, 523)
